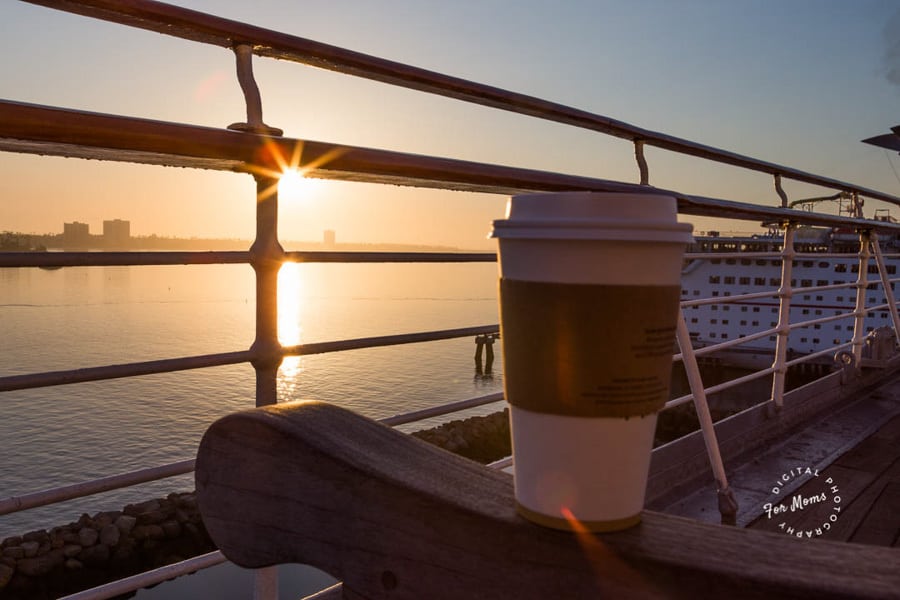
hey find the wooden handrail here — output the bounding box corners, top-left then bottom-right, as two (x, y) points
(196, 401), (900, 599)
(22, 0), (900, 207)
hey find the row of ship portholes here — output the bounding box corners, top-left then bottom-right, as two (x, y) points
(707, 258), (898, 275)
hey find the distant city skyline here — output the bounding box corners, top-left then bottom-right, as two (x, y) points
(2, 1), (900, 250)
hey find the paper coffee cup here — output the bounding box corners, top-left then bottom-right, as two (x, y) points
(491, 191), (692, 532)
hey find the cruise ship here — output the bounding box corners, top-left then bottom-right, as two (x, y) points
(682, 208), (900, 369)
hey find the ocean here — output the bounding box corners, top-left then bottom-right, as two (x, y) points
(1, 261), (504, 597)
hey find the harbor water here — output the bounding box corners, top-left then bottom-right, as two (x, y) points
(0, 262), (504, 541)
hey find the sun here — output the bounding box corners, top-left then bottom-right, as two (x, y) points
(278, 169), (323, 203)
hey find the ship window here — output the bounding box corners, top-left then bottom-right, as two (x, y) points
(741, 259), (751, 266)
(756, 260), (767, 266)
(771, 260), (780, 267)
(817, 280), (828, 287)
(769, 278), (781, 286)
(740, 320), (747, 326)
(709, 332), (717, 338)
(709, 276), (721, 284)
(818, 262), (829, 268)
(815, 310), (822, 315)
(847, 326), (853, 331)
(834, 325), (841, 330)
(802, 309), (810, 315)
(753, 307), (760, 312)
(722, 320), (729, 325)
(888, 265), (897, 275)
(771, 308), (777, 313)
(724, 292), (731, 296)
(711, 319), (718, 324)
(711, 258), (721, 264)
(814, 324), (821, 329)
(739, 277), (750, 285)
(712, 291), (719, 296)
(835, 264), (847, 273)
(770, 336), (776, 341)
(754, 277), (766, 286)
(752, 321), (759, 326)
(801, 280), (812, 287)
(837, 296), (844, 302)
(816, 295), (823, 301)
(726, 259), (736, 265)
(834, 338), (841, 344)
(791, 279), (797, 286)
(712, 305), (718, 311)
(741, 306), (748, 312)
(801, 337), (808, 343)
(694, 290), (701, 296)
(691, 317), (698, 323)
(770, 321), (776, 326)
(803, 295), (811, 300)
(867, 327), (874, 332)
(813, 338), (820, 344)
(803, 261), (813, 268)
(724, 276), (735, 284)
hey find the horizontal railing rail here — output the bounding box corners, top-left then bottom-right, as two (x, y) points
(0, 250), (496, 268)
(20, 0), (900, 207)
(5, 100), (900, 232)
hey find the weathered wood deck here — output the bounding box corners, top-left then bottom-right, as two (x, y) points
(746, 413), (900, 546)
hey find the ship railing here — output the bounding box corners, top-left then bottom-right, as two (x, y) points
(4, 1), (900, 599)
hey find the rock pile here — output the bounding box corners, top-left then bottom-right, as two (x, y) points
(0, 492), (214, 600)
(411, 409), (511, 464)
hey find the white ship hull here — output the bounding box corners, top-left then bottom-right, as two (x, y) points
(681, 230), (899, 369)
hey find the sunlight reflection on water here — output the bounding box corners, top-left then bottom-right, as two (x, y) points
(0, 262), (503, 539)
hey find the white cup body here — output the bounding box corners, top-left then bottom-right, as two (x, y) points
(491, 192), (692, 531)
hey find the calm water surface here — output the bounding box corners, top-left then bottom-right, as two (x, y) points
(1, 262), (503, 597)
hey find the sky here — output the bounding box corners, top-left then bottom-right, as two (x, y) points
(1, 0), (899, 249)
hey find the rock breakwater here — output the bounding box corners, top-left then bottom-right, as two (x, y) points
(0, 492), (214, 600)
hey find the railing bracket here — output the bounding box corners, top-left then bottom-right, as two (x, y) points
(228, 43), (283, 136)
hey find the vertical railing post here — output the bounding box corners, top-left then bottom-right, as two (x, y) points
(770, 222), (796, 410)
(852, 230), (872, 364)
(674, 311), (738, 524)
(249, 173), (284, 599)
(870, 233), (900, 340)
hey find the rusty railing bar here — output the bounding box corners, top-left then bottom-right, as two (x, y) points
(0, 351), (253, 392)
(20, 0), (900, 206)
(4, 101), (900, 234)
(282, 325), (500, 357)
(0, 459), (196, 516)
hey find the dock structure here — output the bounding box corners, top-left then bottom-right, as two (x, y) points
(2, 1), (900, 598)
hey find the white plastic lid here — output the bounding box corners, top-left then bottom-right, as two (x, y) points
(491, 192), (694, 243)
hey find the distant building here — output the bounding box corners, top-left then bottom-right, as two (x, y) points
(103, 219), (131, 246)
(323, 230), (336, 247)
(63, 221), (90, 245)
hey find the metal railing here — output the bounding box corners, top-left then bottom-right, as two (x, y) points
(3, 1), (900, 599)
